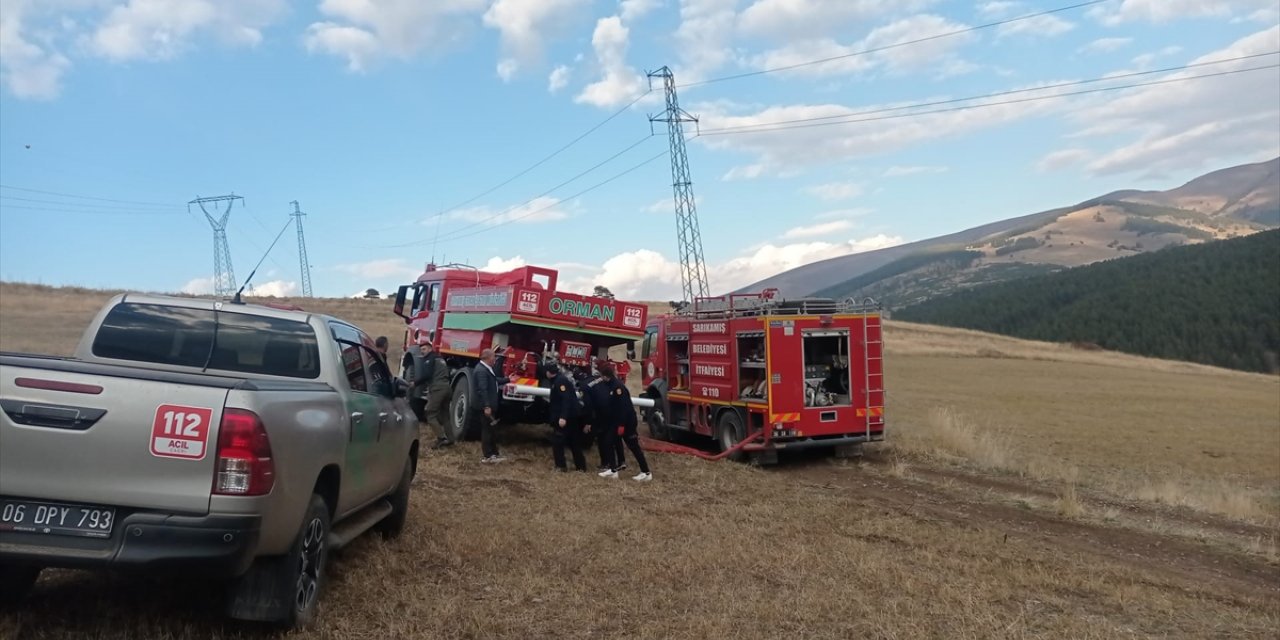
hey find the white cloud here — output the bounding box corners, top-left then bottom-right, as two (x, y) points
(883, 165), (947, 177)
(1063, 25), (1280, 178)
(782, 220), (854, 239)
(1089, 0), (1278, 25)
(996, 14), (1074, 39)
(548, 64), (571, 92)
(737, 0), (937, 41)
(89, 0), (287, 62)
(246, 280), (299, 297)
(1079, 36), (1132, 54)
(305, 0), (487, 72)
(748, 13), (976, 79)
(804, 181), (863, 201)
(978, 1), (1020, 19)
(720, 163), (768, 181)
(621, 0), (663, 21)
(1036, 148), (1091, 172)
(181, 276), (217, 295)
(574, 15), (645, 108)
(0, 0), (71, 99)
(697, 83), (1069, 175)
(673, 0), (739, 83)
(483, 0), (588, 81)
(447, 196), (570, 226)
(333, 258), (422, 281)
(481, 255), (527, 272)
(568, 234), (904, 300)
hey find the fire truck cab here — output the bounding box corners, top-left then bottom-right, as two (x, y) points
(638, 290), (884, 463)
(392, 263), (647, 440)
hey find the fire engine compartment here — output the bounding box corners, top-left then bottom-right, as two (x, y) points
(801, 330), (853, 407)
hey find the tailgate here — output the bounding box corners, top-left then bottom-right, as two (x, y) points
(1, 358), (232, 515)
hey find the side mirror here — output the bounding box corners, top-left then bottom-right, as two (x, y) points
(393, 285), (410, 319)
(626, 340), (638, 361)
(392, 378), (409, 399)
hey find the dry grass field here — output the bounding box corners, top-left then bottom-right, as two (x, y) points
(1, 282), (1278, 639)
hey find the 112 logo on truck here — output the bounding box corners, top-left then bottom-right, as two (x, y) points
(149, 404), (213, 460)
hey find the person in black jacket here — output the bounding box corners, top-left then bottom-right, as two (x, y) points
(473, 348), (507, 463)
(582, 362), (619, 478)
(545, 362), (586, 472)
(606, 366), (652, 481)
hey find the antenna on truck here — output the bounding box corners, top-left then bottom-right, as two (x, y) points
(232, 218), (295, 305)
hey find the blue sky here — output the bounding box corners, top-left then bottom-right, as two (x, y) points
(1, 0), (1277, 300)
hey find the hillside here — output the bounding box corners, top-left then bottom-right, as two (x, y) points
(894, 229), (1280, 374)
(744, 157), (1279, 300)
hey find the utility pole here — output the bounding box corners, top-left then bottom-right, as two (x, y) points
(290, 200), (314, 297)
(648, 65), (710, 306)
(189, 194), (244, 298)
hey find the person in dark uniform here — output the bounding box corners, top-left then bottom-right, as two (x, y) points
(582, 361), (619, 478)
(605, 364), (652, 482)
(545, 362), (586, 472)
(473, 348), (507, 463)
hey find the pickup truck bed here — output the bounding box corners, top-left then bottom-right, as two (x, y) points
(0, 293), (419, 628)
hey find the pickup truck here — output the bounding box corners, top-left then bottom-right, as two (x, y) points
(0, 293), (419, 628)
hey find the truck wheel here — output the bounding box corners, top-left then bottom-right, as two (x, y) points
(717, 411), (747, 463)
(449, 375), (477, 442)
(376, 456), (413, 539)
(0, 564), (40, 605)
(644, 405), (670, 441)
(226, 494), (331, 629)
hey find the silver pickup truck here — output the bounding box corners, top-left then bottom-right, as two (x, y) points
(0, 293), (419, 628)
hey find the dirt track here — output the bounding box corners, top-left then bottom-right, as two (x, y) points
(790, 461), (1280, 602)
(3, 435), (1277, 640)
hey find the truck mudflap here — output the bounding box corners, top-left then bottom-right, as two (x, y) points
(0, 510), (261, 577)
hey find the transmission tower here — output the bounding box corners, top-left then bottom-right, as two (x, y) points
(290, 200), (314, 297)
(189, 194), (243, 298)
(648, 65), (710, 304)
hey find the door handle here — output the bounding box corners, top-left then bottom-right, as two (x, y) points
(351, 411), (364, 421)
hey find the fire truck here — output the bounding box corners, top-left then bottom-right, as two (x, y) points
(391, 263), (648, 441)
(636, 289), (885, 463)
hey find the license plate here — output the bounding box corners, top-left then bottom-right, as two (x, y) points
(0, 498), (116, 539)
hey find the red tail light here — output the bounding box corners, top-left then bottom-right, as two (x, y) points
(212, 409), (275, 496)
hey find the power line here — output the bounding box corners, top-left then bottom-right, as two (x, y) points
(430, 134), (656, 241)
(431, 148), (672, 245)
(699, 63), (1280, 137)
(0, 194), (191, 211)
(0, 203), (181, 216)
(679, 0), (1114, 88)
(0, 184), (177, 207)
(427, 90), (653, 222)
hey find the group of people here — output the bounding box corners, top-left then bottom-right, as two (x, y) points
(399, 337), (651, 482)
(543, 358), (652, 481)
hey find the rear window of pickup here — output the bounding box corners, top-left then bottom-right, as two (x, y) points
(92, 302), (322, 379)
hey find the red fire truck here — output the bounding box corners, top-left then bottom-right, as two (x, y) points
(637, 290), (885, 463)
(391, 263), (648, 441)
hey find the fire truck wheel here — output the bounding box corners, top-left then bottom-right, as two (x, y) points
(716, 411), (747, 463)
(449, 374), (477, 442)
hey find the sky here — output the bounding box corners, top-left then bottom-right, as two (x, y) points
(0, 0), (1277, 301)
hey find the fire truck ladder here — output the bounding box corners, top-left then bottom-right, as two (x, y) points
(861, 297), (884, 441)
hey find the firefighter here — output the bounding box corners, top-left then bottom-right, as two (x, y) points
(420, 339), (454, 449)
(604, 364), (652, 482)
(545, 362), (586, 472)
(582, 361), (619, 477)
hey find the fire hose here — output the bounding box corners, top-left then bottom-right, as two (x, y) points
(506, 384), (764, 461)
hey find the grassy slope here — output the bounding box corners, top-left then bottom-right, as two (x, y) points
(1, 282), (1277, 639)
